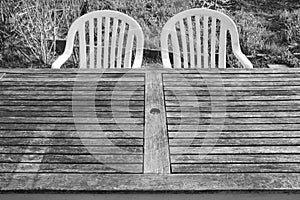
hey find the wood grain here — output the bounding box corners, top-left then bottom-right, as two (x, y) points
(144, 71), (170, 173)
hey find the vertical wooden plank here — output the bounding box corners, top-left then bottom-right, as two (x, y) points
(203, 16), (209, 68)
(195, 16), (202, 68)
(211, 18), (217, 68)
(144, 70), (170, 174)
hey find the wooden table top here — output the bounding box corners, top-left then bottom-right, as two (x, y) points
(0, 67), (300, 192)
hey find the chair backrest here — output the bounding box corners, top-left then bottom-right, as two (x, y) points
(160, 8), (253, 68)
(52, 10), (144, 69)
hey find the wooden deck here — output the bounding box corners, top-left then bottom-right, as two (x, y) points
(0, 67), (300, 192)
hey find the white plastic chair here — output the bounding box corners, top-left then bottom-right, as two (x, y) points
(161, 8), (253, 68)
(52, 10), (144, 69)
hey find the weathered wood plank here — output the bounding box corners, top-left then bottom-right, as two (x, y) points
(0, 138), (143, 146)
(170, 146), (300, 154)
(168, 131), (300, 138)
(0, 77), (145, 82)
(164, 81), (300, 87)
(0, 105), (144, 112)
(171, 163), (300, 173)
(0, 124), (143, 131)
(0, 130), (143, 138)
(163, 77), (300, 82)
(3, 73), (143, 78)
(0, 100), (144, 106)
(0, 154), (143, 163)
(166, 105), (300, 112)
(1, 173), (300, 191)
(163, 73), (300, 78)
(168, 117), (300, 125)
(0, 163), (143, 173)
(0, 90), (144, 96)
(164, 90), (299, 97)
(171, 154), (300, 163)
(169, 138), (300, 146)
(165, 95), (300, 101)
(144, 71), (170, 174)
(164, 86), (300, 91)
(169, 124), (300, 131)
(166, 100), (300, 107)
(167, 111), (300, 118)
(0, 81), (144, 87)
(0, 95), (144, 101)
(0, 146), (143, 154)
(0, 111), (144, 118)
(0, 117), (143, 124)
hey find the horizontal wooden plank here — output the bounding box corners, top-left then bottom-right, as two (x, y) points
(0, 90), (144, 96)
(164, 81), (300, 87)
(164, 86), (300, 91)
(0, 130), (143, 138)
(0, 117), (143, 124)
(168, 131), (300, 138)
(171, 163), (300, 173)
(167, 111), (300, 118)
(0, 77), (144, 82)
(0, 95), (144, 101)
(0, 163), (143, 173)
(163, 77), (300, 82)
(0, 100), (144, 106)
(169, 138), (300, 146)
(0, 111), (144, 118)
(1, 173), (300, 191)
(4, 73), (144, 78)
(164, 90), (299, 97)
(0, 146), (143, 154)
(165, 95), (300, 101)
(0, 124), (143, 131)
(0, 105), (144, 112)
(166, 105), (300, 112)
(166, 100), (300, 107)
(168, 117), (300, 125)
(0, 154), (143, 163)
(171, 154), (300, 163)
(0, 138), (143, 146)
(170, 146), (300, 154)
(0, 81), (144, 87)
(169, 124), (300, 131)
(163, 73), (300, 78)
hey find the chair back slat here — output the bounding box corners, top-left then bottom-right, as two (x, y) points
(116, 21), (126, 68)
(52, 10), (144, 69)
(79, 27), (87, 68)
(124, 30), (134, 68)
(160, 8), (253, 68)
(195, 15), (202, 68)
(96, 17), (103, 68)
(210, 17), (217, 68)
(218, 23), (227, 68)
(88, 19), (95, 68)
(187, 17), (195, 68)
(179, 19), (188, 68)
(203, 16), (209, 68)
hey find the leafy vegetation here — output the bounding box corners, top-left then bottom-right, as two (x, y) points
(0, 0), (299, 68)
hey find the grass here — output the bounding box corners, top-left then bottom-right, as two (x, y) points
(0, 0), (299, 68)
